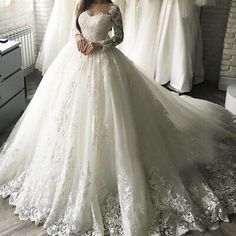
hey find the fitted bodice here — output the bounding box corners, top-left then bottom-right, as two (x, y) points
(75, 4), (124, 50)
(79, 12), (113, 42)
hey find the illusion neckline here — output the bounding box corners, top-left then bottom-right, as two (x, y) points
(86, 4), (115, 17)
(86, 10), (109, 17)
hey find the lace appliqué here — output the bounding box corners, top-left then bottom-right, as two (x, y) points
(46, 194), (124, 236)
(99, 5), (124, 50)
(1, 162), (236, 236)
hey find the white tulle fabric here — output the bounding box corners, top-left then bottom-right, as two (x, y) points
(1, 4), (236, 236)
(132, 0), (162, 79)
(120, 0), (142, 58)
(35, 0), (76, 74)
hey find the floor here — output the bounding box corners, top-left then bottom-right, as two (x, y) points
(0, 71), (235, 236)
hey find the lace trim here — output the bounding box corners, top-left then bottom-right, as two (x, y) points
(1, 162), (236, 236)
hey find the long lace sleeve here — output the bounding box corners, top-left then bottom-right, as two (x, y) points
(100, 5), (124, 50)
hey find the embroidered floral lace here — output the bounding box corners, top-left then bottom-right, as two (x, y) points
(0, 2), (236, 236)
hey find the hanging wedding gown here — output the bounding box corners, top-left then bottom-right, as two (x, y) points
(132, 0), (162, 78)
(35, 0), (76, 74)
(155, 0), (214, 93)
(1, 3), (236, 236)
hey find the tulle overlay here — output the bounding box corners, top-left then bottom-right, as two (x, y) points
(0, 5), (236, 236)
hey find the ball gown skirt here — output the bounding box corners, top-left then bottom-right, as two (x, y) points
(0, 4), (236, 236)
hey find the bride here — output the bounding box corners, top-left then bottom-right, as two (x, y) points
(0, 0), (236, 235)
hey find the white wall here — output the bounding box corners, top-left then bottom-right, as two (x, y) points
(201, 0), (231, 82)
(0, 0), (54, 55)
(0, 0), (34, 33)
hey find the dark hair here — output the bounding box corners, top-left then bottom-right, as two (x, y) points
(76, 0), (113, 33)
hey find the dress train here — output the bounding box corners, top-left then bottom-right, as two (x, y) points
(0, 3), (236, 236)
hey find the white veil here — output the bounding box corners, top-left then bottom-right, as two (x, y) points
(35, 0), (76, 74)
(132, 0), (162, 79)
(120, 0), (142, 58)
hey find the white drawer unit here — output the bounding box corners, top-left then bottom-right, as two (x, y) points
(0, 40), (26, 133)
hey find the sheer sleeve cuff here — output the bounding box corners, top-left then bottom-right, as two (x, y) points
(98, 40), (110, 51)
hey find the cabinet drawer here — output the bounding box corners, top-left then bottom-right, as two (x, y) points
(0, 90), (25, 133)
(0, 70), (24, 106)
(0, 47), (22, 81)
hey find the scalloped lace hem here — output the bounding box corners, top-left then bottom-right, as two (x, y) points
(1, 189), (236, 236)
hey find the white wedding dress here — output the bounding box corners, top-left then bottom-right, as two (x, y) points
(155, 0), (214, 93)
(1, 3), (236, 236)
(132, 0), (162, 78)
(35, 0), (76, 74)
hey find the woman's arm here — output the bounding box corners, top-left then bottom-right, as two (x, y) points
(74, 0), (86, 52)
(99, 4), (124, 50)
(74, 0), (85, 36)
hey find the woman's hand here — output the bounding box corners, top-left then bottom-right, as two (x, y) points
(76, 34), (86, 52)
(82, 42), (103, 55)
